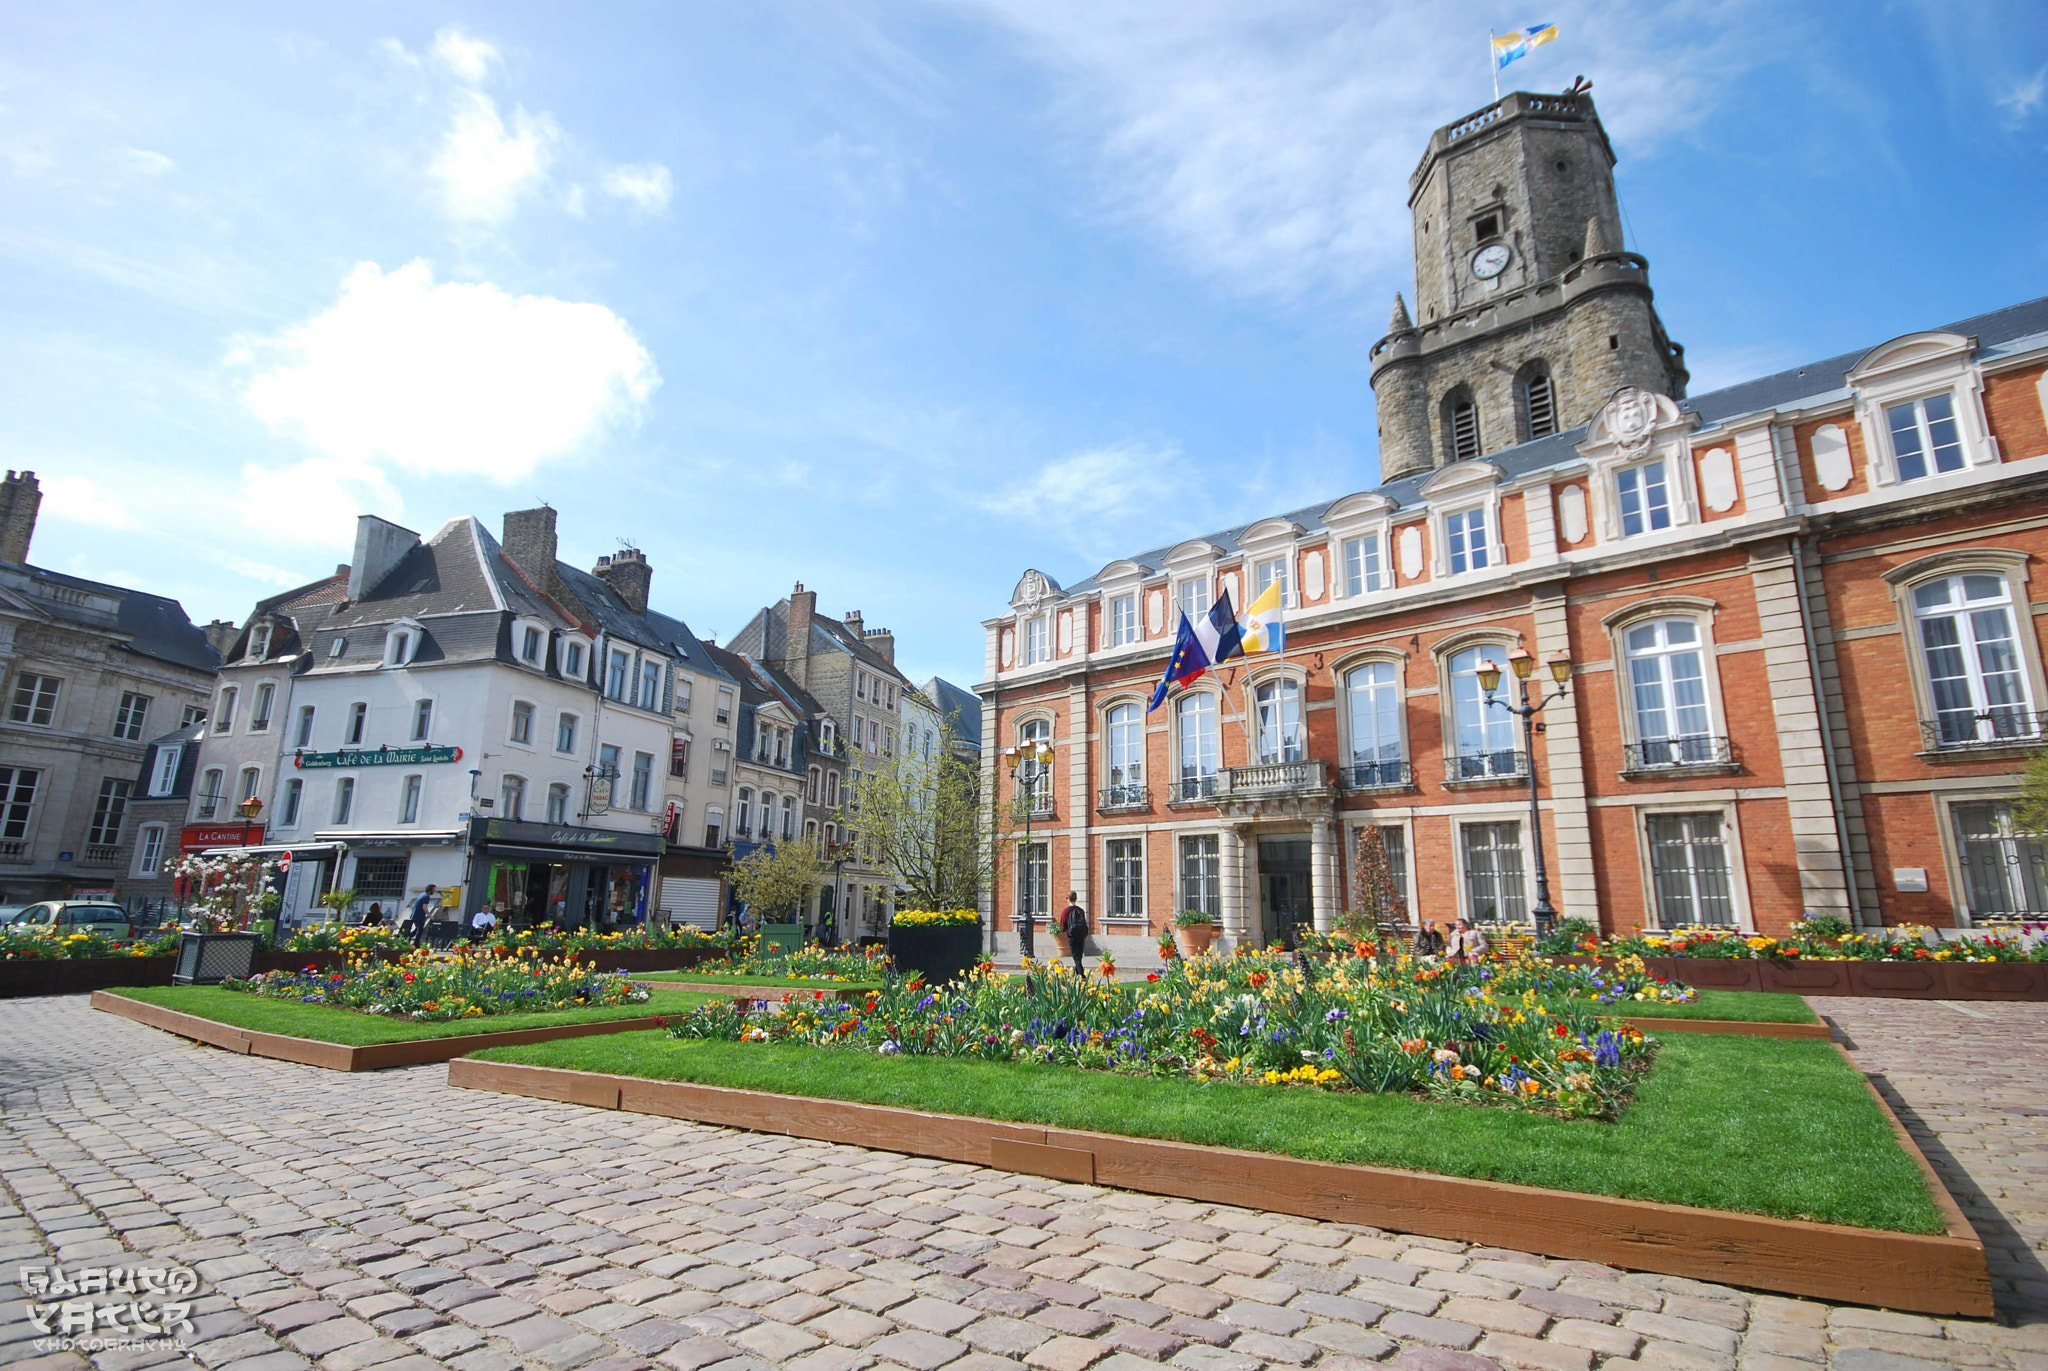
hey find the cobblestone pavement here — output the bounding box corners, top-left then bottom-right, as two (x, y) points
(1819, 999), (2048, 1320)
(3, 996), (2046, 1371)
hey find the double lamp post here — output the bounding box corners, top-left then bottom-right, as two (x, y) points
(1475, 648), (1574, 936)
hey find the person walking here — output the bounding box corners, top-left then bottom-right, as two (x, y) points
(1058, 891), (1089, 977)
(407, 885), (439, 946)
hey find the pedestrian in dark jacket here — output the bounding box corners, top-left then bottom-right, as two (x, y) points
(1059, 892), (1089, 976)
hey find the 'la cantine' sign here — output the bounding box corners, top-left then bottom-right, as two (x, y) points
(295, 745), (464, 769)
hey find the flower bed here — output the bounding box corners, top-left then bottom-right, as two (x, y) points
(665, 949), (1692, 1120)
(278, 924), (416, 955)
(223, 950), (649, 1023)
(0, 928), (180, 960)
(1583, 923), (2047, 963)
(695, 937), (889, 982)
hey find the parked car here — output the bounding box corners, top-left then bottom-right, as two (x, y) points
(6, 902), (133, 940)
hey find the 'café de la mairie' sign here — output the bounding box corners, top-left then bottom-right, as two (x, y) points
(293, 745), (464, 769)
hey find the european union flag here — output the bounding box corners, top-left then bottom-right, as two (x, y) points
(1147, 590), (1244, 711)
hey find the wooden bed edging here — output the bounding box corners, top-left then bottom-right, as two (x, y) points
(1620, 1016), (1830, 1038)
(445, 1054), (1991, 1318)
(90, 991), (671, 1071)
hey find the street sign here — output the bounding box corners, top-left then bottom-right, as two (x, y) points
(278, 852), (293, 874)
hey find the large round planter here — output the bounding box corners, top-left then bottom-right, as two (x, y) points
(1174, 924), (1219, 957)
(889, 924), (982, 988)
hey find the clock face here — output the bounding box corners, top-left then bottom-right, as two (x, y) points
(1470, 243), (1511, 280)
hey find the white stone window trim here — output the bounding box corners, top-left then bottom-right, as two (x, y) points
(1599, 597), (1728, 763)
(1329, 649), (1411, 780)
(1930, 787), (2038, 929)
(1449, 805), (1537, 928)
(1236, 519), (1306, 611)
(383, 618), (426, 668)
(1240, 662), (1310, 768)
(508, 699), (538, 750)
(1847, 332), (1999, 489)
(1100, 695), (1149, 795)
(1169, 687), (1223, 795)
(1881, 548), (2046, 752)
(1102, 832), (1149, 923)
(1433, 630), (1524, 776)
(1419, 462), (1504, 580)
(1322, 493), (1398, 602)
(1632, 797), (1754, 932)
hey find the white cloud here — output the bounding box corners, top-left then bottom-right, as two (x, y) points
(431, 90), (559, 223)
(226, 457), (400, 549)
(235, 260), (659, 485)
(952, 2), (1775, 304)
(601, 163), (674, 212)
(981, 441), (1173, 556)
(122, 148), (175, 177)
(431, 27), (500, 84)
(40, 475), (140, 530)
(2000, 64), (2046, 122)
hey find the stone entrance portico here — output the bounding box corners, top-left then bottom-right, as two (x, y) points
(1215, 760), (1341, 947)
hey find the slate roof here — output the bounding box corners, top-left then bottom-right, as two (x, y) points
(919, 677), (983, 748)
(0, 564), (221, 675)
(1052, 292), (2048, 599)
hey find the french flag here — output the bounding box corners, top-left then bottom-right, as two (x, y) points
(1148, 590), (1245, 711)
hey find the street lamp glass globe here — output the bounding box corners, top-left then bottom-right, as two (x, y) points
(1476, 664), (1502, 694)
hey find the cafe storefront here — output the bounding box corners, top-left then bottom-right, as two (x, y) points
(464, 817), (665, 931)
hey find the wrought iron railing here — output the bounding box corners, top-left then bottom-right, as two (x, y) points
(1920, 709), (2048, 753)
(1169, 775), (1219, 804)
(1097, 784), (1150, 813)
(1445, 750), (1529, 783)
(1344, 759), (1411, 791)
(1623, 735), (1735, 771)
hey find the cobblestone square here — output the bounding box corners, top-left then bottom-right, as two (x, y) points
(3, 996), (2044, 1371)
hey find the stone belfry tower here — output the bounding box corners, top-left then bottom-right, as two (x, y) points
(1369, 90), (1687, 481)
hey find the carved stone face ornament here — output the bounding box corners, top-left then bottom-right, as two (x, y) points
(1606, 386), (1657, 458)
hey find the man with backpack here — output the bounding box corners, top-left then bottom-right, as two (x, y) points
(1059, 891), (1089, 977)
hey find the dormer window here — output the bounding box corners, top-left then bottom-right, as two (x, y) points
(329, 637), (346, 659)
(249, 625), (273, 660)
(1885, 395), (1966, 482)
(564, 640), (586, 678)
(1023, 617), (1049, 666)
(1617, 460), (1672, 536)
(1445, 508), (1490, 575)
(1252, 557), (1293, 609)
(1343, 535), (1383, 596)
(520, 625), (543, 664)
(384, 630), (416, 668)
(1108, 594), (1138, 647)
(1176, 576), (1209, 625)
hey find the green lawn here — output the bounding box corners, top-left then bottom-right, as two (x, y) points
(634, 971), (884, 990)
(475, 1031), (1940, 1234)
(106, 986), (715, 1046)
(1610, 989), (1817, 1023)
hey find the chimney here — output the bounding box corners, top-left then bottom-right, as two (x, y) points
(786, 582), (816, 688)
(347, 514), (421, 600)
(501, 506), (560, 596)
(844, 609), (864, 636)
(0, 470), (42, 566)
(203, 619), (240, 662)
(863, 627), (895, 665)
(595, 547), (651, 616)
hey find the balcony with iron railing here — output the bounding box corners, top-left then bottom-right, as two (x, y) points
(1622, 734), (1737, 778)
(1342, 758), (1413, 792)
(1220, 759), (1330, 799)
(1444, 750), (1530, 785)
(1097, 782), (1151, 814)
(1920, 709), (2048, 757)
(1168, 774), (1220, 806)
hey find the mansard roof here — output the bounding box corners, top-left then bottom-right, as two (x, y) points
(0, 562), (220, 675)
(1047, 291), (2048, 600)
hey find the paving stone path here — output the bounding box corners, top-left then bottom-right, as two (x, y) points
(2, 995), (2045, 1371)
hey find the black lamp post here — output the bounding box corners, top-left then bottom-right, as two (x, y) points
(1003, 740), (1054, 960)
(1476, 649), (1575, 936)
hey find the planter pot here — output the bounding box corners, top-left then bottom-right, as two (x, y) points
(0, 955), (176, 998)
(174, 932), (263, 985)
(1174, 924), (1219, 957)
(889, 924), (983, 988)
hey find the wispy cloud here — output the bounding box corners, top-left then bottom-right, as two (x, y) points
(2000, 64), (2047, 123)
(431, 27), (500, 84)
(41, 475), (140, 531)
(431, 90), (560, 224)
(232, 260), (659, 487)
(977, 440), (1178, 559)
(949, 1), (1777, 306)
(602, 163), (674, 213)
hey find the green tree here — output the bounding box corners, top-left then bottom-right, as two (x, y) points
(729, 835), (825, 922)
(849, 718), (992, 910)
(2015, 749), (2048, 836)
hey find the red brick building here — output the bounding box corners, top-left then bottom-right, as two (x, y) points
(976, 91), (2048, 954)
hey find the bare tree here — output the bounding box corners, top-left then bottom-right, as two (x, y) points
(848, 719), (994, 910)
(729, 835), (825, 922)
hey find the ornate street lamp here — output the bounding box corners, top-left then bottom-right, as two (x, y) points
(237, 794), (265, 848)
(1476, 650), (1575, 936)
(1003, 740), (1055, 960)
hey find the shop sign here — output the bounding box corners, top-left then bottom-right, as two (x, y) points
(296, 745), (463, 769)
(181, 824), (264, 853)
(468, 816), (664, 858)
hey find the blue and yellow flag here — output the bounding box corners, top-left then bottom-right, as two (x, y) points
(1492, 23), (1559, 70)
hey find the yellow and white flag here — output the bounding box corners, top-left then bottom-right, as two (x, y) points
(1240, 579), (1286, 654)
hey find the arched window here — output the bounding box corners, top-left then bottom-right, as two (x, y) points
(1447, 645), (1520, 779)
(1017, 719), (1052, 812)
(1104, 703), (1144, 804)
(1253, 679), (1304, 765)
(1914, 574), (2032, 746)
(237, 766), (261, 803)
(1443, 387), (1481, 463)
(1344, 662), (1405, 786)
(1175, 692), (1219, 800)
(1624, 619), (1714, 764)
(1517, 364), (1557, 441)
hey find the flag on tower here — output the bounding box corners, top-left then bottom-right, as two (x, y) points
(1492, 23), (1559, 70)
(1240, 578), (1287, 655)
(1147, 591), (1244, 711)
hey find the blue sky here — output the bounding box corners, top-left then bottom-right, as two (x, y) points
(4, 2), (2046, 690)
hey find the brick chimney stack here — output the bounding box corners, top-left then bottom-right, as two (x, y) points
(502, 506), (561, 595)
(844, 609), (864, 636)
(0, 470), (42, 566)
(785, 582), (816, 688)
(863, 627), (895, 665)
(595, 547), (651, 616)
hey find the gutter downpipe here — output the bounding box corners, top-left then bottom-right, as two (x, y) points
(1777, 422), (1867, 929)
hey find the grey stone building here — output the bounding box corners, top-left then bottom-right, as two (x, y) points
(0, 471), (223, 903)
(1370, 89), (1689, 480)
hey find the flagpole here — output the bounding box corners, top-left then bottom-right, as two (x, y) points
(1490, 30), (1500, 101)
